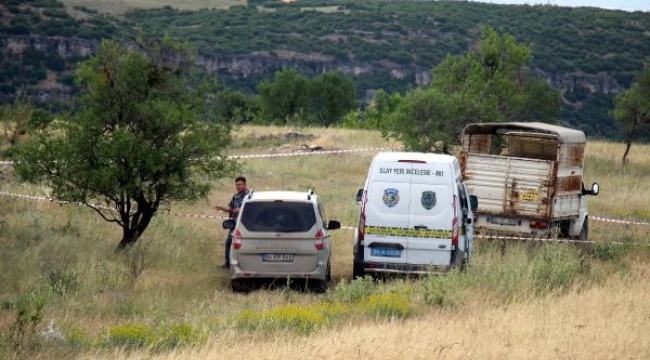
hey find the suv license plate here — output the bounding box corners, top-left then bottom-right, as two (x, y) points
(371, 248), (401, 258)
(261, 253), (294, 262)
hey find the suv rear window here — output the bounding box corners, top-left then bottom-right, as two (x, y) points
(240, 201), (317, 232)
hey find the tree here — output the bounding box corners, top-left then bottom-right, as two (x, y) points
(307, 71), (356, 127)
(14, 38), (237, 250)
(613, 62), (650, 164)
(384, 27), (561, 153)
(257, 68), (308, 124)
(1, 98), (32, 148)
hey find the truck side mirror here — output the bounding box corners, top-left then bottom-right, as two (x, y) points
(582, 182), (599, 196)
(327, 220), (341, 230)
(356, 188), (363, 203)
(469, 195), (479, 211)
(222, 219), (235, 230)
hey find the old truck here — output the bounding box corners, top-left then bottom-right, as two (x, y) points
(460, 122), (599, 240)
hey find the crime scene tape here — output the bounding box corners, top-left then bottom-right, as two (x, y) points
(0, 146), (402, 167)
(0, 191), (650, 229)
(0, 191), (229, 220)
(590, 215), (649, 226)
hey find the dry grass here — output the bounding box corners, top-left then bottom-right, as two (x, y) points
(102, 267), (650, 360)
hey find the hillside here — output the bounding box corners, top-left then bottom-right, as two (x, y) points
(2, 0), (650, 137)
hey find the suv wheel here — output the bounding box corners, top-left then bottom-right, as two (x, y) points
(231, 279), (251, 293)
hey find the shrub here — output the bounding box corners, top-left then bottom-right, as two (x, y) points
(234, 305), (326, 334)
(159, 323), (206, 348)
(363, 292), (411, 319)
(330, 275), (377, 303)
(530, 244), (587, 293)
(593, 242), (630, 262)
(106, 323), (154, 348)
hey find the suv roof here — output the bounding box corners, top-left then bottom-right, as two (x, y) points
(247, 190), (316, 201)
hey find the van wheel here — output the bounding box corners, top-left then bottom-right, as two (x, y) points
(353, 261), (365, 279)
(452, 249), (467, 270)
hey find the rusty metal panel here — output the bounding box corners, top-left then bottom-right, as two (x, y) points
(557, 175), (583, 193)
(506, 134), (559, 160)
(463, 154), (553, 219)
(558, 144), (585, 169)
(552, 194), (581, 218)
(466, 134), (492, 154)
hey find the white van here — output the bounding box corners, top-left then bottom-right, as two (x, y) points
(352, 152), (478, 277)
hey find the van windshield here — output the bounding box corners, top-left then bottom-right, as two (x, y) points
(240, 202), (317, 232)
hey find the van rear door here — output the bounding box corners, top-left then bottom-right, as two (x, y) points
(406, 161), (454, 266)
(363, 160), (412, 265)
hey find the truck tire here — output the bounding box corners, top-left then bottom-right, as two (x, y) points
(579, 217), (589, 242)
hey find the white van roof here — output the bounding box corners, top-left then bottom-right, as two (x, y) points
(373, 152), (457, 164)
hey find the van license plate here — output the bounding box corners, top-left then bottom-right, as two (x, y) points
(262, 253), (294, 262)
(371, 248), (401, 258)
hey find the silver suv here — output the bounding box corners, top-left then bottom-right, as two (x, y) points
(223, 190), (340, 292)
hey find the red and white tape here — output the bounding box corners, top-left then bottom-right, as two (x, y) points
(0, 191), (650, 229)
(590, 215), (649, 226)
(0, 146), (401, 168)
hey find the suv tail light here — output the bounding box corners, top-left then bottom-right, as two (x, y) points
(233, 229), (242, 250)
(315, 229), (325, 250)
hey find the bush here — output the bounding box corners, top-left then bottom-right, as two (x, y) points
(106, 323), (154, 348)
(593, 242), (630, 262)
(330, 275), (377, 303)
(234, 305), (326, 334)
(530, 244), (587, 293)
(363, 292), (411, 319)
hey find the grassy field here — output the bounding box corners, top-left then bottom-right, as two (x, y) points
(60, 0), (245, 15)
(0, 126), (649, 359)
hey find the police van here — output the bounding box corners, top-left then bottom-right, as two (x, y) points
(353, 152), (478, 277)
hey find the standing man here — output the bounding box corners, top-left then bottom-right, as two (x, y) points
(214, 176), (250, 269)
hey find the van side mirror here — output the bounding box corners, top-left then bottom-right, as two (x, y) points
(469, 195), (479, 211)
(222, 219), (235, 230)
(327, 220), (341, 230)
(356, 189), (363, 203)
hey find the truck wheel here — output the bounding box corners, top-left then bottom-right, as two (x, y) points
(579, 217), (589, 242)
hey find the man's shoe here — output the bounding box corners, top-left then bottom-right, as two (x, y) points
(220, 264), (230, 269)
